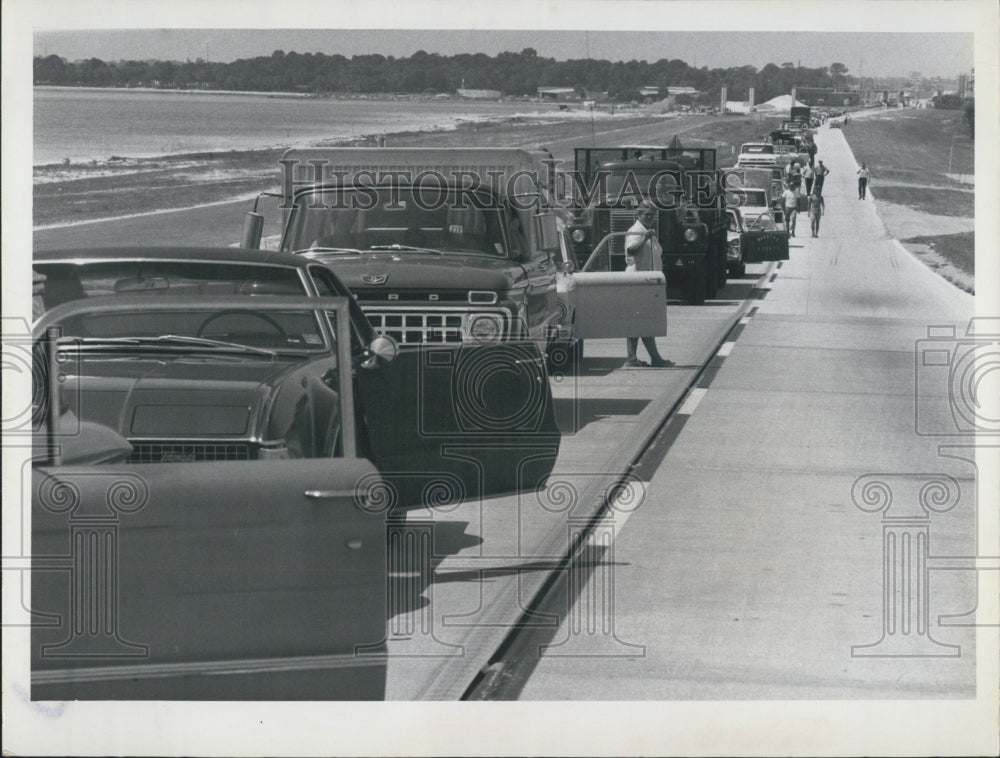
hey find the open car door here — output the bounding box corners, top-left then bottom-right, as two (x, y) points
(566, 230), (667, 340)
(355, 340), (561, 504)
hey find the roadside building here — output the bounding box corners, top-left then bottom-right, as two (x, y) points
(537, 87), (578, 101)
(456, 88), (502, 99)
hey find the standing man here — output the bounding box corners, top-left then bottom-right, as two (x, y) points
(623, 203), (673, 368)
(857, 162), (870, 199)
(812, 160), (830, 195)
(807, 191), (826, 237)
(801, 161), (815, 196)
(782, 183), (800, 236)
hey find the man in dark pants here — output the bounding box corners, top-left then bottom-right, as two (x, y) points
(812, 160), (830, 195)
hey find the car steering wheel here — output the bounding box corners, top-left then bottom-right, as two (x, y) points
(195, 309), (289, 340)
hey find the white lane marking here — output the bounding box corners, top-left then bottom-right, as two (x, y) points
(739, 316), (752, 325)
(717, 341), (736, 357)
(677, 387), (707, 416)
(33, 192), (263, 231)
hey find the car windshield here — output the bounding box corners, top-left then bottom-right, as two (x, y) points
(48, 306), (330, 353)
(33, 261), (308, 315)
(284, 187), (515, 257)
(739, 190), (769, 207)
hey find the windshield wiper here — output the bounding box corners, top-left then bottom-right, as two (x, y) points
(366, 244), (442, 254)
(69, 335), (278, 357)
(301, 246), (363, 255)
(155, 334), (279, 356)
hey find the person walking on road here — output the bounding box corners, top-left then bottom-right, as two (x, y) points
(857, 162), (870, 199)
(623, 203), (673, 368)
(782, 184), (800, 236)
(801, 162), (814, 195)
(812, 160), (830, 195)
(807, 191), (825, 237)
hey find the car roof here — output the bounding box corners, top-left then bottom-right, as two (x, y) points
(34, 246), (309, 269)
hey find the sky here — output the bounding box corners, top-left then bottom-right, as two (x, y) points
(32, 28), (973, 79)
(23, 0), (981, 82)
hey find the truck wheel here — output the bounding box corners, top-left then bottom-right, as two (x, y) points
(705, 257), (718, 300)
(683, 261), (707, 305)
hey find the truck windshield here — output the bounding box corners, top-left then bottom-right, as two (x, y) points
(284, 188), (510, 257)
(601, 169), (683, 208)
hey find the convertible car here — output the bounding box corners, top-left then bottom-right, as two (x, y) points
(28, 247), (561, 700)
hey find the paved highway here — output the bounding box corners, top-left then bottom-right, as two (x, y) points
(29, 120), (987, 724)
(504, 125), (984, 713)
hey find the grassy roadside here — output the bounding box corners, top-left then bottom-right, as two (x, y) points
(840, 108), (975, 286)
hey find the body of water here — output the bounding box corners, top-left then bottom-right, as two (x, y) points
(33, 87), (567, 166)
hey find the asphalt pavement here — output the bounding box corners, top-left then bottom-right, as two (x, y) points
(513, 123), (991, 749)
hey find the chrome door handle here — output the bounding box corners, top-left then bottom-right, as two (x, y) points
(304, 489), (350, 499)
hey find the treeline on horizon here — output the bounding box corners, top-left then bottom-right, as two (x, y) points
(35, 48), (865, 102)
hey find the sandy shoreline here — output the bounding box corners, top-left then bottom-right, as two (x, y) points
(32, 112), (668, 228)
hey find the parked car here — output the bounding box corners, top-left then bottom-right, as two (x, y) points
(31, 248), (560, 499)
(30, 294), (390, 700)
(724, 207), (789, 278)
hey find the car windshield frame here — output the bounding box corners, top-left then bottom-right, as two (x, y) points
(34, 295), (340, 357)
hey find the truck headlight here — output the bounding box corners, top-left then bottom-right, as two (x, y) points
(571, 228), (586, 244)
(683, 228), (698, 242)
(468, 314), (502, 343)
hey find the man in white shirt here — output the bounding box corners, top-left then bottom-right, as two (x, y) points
(801, 162), (815, 195)
(781, 184), (799, 236)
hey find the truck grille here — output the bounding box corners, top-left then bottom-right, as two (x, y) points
(128, 441), (252, 463)
(363, 308), (510, 344)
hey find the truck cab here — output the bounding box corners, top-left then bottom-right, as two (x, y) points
(242, 148), (562, 352)
(564, 146), (728, 305)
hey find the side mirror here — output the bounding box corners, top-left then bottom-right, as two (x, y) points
(241, 211), (264, 250)
(361, 334), (398, 369)
(533, 212), (560, 253)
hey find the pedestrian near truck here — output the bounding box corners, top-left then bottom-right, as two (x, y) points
(782, 184), (800, 236)
(808, 191), (825, 237)
(801, 162), (814, 195)
(857, 162), (870, 199)
(623, 203), (674, 368)
(812, 160), (830, 195)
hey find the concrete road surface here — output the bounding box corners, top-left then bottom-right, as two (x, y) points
(516, 121), (989, 717)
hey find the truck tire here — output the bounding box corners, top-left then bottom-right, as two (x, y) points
(683, 261), (707, 305)
(705, 256), (718, 300)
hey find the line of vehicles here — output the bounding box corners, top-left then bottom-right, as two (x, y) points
(28, 136), (795, 699)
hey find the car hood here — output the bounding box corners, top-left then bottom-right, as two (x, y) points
(71, 355), (302, 438)
(306, 251), (526, 293)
